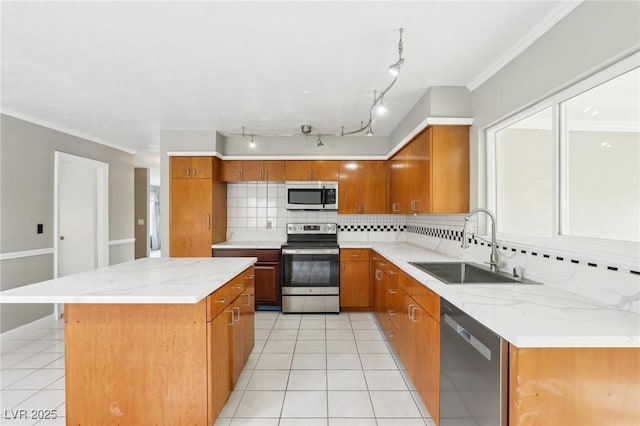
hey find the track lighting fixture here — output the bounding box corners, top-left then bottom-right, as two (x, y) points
(389, 28), (404, 76)
(225, 28), (405, 143)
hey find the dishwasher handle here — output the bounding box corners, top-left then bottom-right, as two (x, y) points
(444, 313), (492, 361)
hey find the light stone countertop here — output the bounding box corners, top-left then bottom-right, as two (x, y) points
(0, 257), (256, 304)
(342, 241), (640, 348)
(212, 241), (284, 249)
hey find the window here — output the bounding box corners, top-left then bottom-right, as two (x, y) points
(495, 107), (553, 237)
(560, 68), (639, 242)
(488, 55), (639, 263)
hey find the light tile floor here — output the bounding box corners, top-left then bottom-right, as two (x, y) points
(215, 311), (435, 426)
(0, 312), (435, 426)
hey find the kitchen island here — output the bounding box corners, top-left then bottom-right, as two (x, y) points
(0, 257), (257, 426)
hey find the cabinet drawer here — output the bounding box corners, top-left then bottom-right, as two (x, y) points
(399, 270), (440, 321)
(207, 282), (235, 321)
(213, 249), (280, 262)
(207, 268), (253, 320)
(340, 249), (370, 262)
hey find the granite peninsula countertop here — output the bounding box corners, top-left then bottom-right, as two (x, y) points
(0, 257), (256, 304)
(341, 241), (640, 348)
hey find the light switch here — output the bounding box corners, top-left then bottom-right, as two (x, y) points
(137, 219), (145, 225)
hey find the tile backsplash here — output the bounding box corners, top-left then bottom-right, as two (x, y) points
(226, 182), (405, 242)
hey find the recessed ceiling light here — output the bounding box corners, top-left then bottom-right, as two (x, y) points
(302, 90), (311, 95)
(591, 110), (599, 116)
(583, 106), (592, 113)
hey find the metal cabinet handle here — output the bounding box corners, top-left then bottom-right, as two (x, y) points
(207, 214), (211, 230)
(245, 275), (254, 280)
(408, 304), (416, 320)
(185, 168), (191, 177)
(233, 306), (240, 322)
(233, 285), (244, 290)
(378, 262), (386, 267)
(375, 270), (382, 280)
(245, 292), (251, 306)
(259, 170), (263, 180)
(388, 289), (398, 294)
(410, 306), (419, 323)
(237, 170), (242, 180)
(192, 168), (197, 177)
(392, 202), (400, 212)
(228, 310), (234, 326)
(388, 270), (397, 275)
(217, 296), (229, 304)
(388, 309), (397, 316)
(351, 253), (360, 257)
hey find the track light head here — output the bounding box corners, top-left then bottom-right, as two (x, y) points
(389, 58), (404, 76)
(366, 126), (374, 136)
(249, 135), (256, 149)
(317, 135), (324, 147)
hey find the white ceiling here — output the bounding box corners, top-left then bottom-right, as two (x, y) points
(1, 1), (581, 155)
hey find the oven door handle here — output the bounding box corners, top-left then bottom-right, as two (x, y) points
(282, 248), (340, 255)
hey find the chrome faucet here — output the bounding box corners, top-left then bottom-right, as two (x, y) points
(461, 208), (499, 272)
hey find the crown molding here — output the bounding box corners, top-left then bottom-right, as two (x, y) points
(467, 1), (583, 91)
(1, 109), (137, 155)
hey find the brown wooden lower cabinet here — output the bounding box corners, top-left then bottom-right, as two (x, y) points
(340, 249), (370, 309)
(509, 346), (640, 426)
(213, 249), (281, 308)
(65, 266), (255, 426)
(370, 250), (639, 426)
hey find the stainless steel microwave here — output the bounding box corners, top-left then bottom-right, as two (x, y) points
(285, 181), (338, 210)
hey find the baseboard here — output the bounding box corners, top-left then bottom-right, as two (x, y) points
(0, 313), (58, 342)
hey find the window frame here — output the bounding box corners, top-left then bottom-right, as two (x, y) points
(486, 53), (640, 268)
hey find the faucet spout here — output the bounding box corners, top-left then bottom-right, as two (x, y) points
(461, 208), (499, 272)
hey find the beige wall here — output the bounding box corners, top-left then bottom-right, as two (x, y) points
(134, 168), (150, 259)
(0, 114), (135, 332)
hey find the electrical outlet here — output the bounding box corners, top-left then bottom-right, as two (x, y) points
(137, 219), (144, 225)
(266, 220), (272, 229)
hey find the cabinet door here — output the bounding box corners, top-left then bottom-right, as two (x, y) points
(255, 262), (281, 306)
(362, 161), (386, 213)
(170, 157), (193, 179)
(389, 149), (408, 213)
(414, 306), (440, 424)
(312, 160), (339, 180)
(170, 179), (212, 257)
(190, 157), (213, 179)
(264, 160), (286, 181)
(230, 296), (244, 387)
(222, 160), (243, 182)
(405, 129), (431, 213)
(285, 160), (312, 180)
(340, 260), (370, 308)
(207, 309), (232, 425)
(242, 161), (264, 181)
(338, 161), (363, 214)
(241, 271), (255, 362)
(431, 125), (470, 213)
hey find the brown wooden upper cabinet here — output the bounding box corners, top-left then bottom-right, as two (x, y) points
(221, 160), (286, 182)
(171, 156), (213, 179)
(285, 160), (339, 181)
(389, 125), (469, 214)
(221, 160), (243, 182)
(242, 160), (286, 181)
(170, 156), (226, 257)
(338, 161), (386, 214)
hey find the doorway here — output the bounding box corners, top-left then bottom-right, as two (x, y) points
(54, 152), (109, 317)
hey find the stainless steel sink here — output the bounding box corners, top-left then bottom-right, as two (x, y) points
(408, 262), (541, 285)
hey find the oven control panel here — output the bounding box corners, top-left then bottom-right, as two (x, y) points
(287, 223), (337, 234)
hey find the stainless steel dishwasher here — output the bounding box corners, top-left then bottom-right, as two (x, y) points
(440, 299), (508, 426)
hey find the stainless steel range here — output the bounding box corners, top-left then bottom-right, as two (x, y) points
(281, 223), (340, 314)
